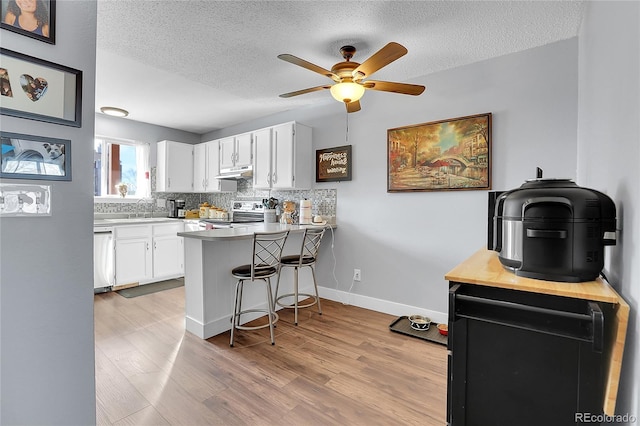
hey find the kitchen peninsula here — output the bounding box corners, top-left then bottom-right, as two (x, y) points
(178, 223), (335, 339)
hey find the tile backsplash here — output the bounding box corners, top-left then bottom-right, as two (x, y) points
(94, 167), (337, 219)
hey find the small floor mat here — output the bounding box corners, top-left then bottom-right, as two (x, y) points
(389, 316), (448, 346)
(116, 279), (184, 298)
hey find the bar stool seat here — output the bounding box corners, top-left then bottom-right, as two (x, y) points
(230, 230), (289, 347)
(274, 227), (326, 325)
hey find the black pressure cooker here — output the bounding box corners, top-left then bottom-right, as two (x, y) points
(490, 176), (616, 282)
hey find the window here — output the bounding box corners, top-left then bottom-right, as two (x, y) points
(94, 137), (149, 198)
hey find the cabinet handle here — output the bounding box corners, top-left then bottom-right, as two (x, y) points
(168, 178), (171, 188)
(267, 172), (271, 185)
(273, 172), (277, 184)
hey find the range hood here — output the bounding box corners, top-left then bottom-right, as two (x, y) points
(214, 165), (253, 180)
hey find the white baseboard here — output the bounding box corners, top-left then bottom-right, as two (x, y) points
(318, 286), (448, 324)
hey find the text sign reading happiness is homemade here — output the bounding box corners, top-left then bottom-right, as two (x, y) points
(316, 145), (352, 182)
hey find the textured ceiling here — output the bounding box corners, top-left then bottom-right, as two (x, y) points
(96, 0), (585, 134)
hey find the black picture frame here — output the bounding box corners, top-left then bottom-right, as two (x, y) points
(0, 48), (81, 127)
(0, 0), (56, 44)
(316, 145), (352, 182)
(1, 131), (71, 181)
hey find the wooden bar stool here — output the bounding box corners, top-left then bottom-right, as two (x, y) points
(274, 227), (326, 325)
(230, 230), (289, 347)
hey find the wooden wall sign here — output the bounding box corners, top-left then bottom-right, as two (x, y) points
(316, 145), (352, 182)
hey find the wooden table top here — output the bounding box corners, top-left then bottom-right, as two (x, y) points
(445, 248), (622, 304)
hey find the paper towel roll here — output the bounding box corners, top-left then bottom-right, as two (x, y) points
(299, 199), (312, 224)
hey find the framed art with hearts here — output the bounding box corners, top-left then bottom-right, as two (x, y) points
(0, 0), (56, 44)
(0, 48), (81, 127)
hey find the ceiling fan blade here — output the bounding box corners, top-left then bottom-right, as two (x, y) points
(352, 42), (408, 80)
(279, 85), (332, 98)
(362, 80), (425, 96)
(346, 100), (361, 113)
(278, 54), (340, 82)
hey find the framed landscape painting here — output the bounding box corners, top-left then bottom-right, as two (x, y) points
(387, 113), (492, 192)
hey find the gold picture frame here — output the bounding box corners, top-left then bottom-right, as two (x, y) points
(387, 113), (491, 192)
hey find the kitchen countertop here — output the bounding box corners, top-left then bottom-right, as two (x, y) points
(178, 222), (337, 241)
(94, 217), (182, 226)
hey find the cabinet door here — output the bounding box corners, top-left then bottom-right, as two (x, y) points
(115, 238), (152, 285)
(219, 137), (235, 169)
(271, 123), (295, 188)
(193, 143), (207, 192)
(204, 141), (220, 189)
(157, 141), (193, 192)
(153, 235), (184, 278)
(152, 223), (184, 278)
(235, 133), (253, 167)
(253, 128), (272, 189)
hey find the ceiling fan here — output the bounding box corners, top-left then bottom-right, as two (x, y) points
(278, 42), (425, 113)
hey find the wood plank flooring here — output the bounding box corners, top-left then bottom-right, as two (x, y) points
(94, 286), (447, 425)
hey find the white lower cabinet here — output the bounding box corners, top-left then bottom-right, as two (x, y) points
(114, 225), (153, 286)
(114, 222), (184, 286)
(152, 222), (184, 279)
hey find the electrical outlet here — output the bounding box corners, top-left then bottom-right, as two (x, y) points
(353, 269), (361, 282)
(157, 198), (165, 208)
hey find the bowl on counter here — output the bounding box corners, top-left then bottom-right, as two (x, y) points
(437, 323), (448, 336)
(408, 314), (431, 331)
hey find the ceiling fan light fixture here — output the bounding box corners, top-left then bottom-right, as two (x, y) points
(100, 106), (129, 117)
(330, 82), (365, 104)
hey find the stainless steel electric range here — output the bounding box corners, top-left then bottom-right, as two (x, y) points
(198, 200), (265, 229)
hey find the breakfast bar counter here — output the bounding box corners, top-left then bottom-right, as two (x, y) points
(178, 223), (335, 339)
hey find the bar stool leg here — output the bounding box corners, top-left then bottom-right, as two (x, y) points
(230, 279), (243, 347)
(310, 265), (322, 315)
(273, 267), (282, 312)
(265, 278), (276, 345)
(293, 266), (300, 325)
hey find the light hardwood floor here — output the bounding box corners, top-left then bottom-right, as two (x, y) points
(94, 285), (447, 425)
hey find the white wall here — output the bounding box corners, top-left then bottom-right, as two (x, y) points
(0, 1), (98, 424)
(204, 39), (579, 318)
(578, 1), (639, 419)
(95, 113), (200, 165)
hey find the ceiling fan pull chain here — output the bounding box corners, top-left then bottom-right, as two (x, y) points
(345, 112), (350, 144)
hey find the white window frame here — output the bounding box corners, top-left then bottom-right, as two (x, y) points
(94, 136), (150, 202)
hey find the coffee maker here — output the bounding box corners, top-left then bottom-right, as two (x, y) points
(167, 199), (178, 218)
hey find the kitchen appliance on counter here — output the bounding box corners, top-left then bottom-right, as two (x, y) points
(489, 173), (616, 282)
(198, 200), (265, 229)
(176, 199), (186, 218)
(167, 199), (185, 218)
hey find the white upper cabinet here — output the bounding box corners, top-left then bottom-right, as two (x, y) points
(219, 132), (252, 170)
(156, 140), (193, 192)
(253, 122), (312, 190)
(193, 141), (237, 192)
(252, 128), (272, 189)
